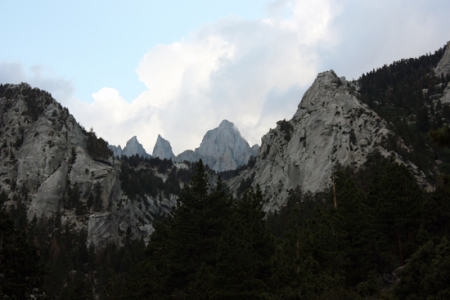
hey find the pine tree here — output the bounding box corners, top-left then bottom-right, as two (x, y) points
(368, 162), (423, 266)
(394, 237), (450, 299)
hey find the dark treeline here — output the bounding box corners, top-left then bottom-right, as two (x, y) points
(119, 155), (215, 200)
(2, 155), (450, 299)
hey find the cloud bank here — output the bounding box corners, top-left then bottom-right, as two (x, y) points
(70, 0), (339, 154)
(2, 0), (450, 155)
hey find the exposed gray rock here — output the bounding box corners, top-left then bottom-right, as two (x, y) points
(0, 83), (174, 248)
(176, 150), (201, 163)
(251, 144), (259, 157)
(175, 120), (258, 172)
(28, 162), (68, 219)
(435, 41), (450, 77)
(440, 83), (450, 105)
(88, 212), (119, 248)
(228, 70), (428, 211)
(152, 134), (175, 160)
(108, 144), (123, 157)
(122, 136), (151, 158)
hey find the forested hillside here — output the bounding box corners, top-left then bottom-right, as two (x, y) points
(358, 43), (450, 180)
(2, 153), (450, 299)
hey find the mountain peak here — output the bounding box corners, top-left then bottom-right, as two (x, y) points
(435, 41), (450, 77)
(219, 119), (233, 128)
(152, 135), (175, 160)
(122, 136), (151, 158)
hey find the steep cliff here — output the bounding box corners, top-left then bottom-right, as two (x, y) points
(0, 83), (176, 247)
(435, 41), (450, 77)
(435, 41), (450, 104)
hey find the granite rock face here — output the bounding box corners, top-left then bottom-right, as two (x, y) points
(122, 136), (151, 158)
(250, 144), (260, 157)
(435, 42), (450, 105)
(108, 136), (151, 158)
(0, 83), (174, 248)
(175, 120), (258, 172)
(152, 134), (175, 160)
(435, 41), (450, 77)
(228, 71), (428, 211)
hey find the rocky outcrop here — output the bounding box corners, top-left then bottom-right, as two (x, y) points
(228, 71), (427, 211)
(0, 83), (172, 247)
(122, 136), (151, 158)
(440, 84), (450, 105)
(88, 212), (119, 247)
(435, 42), (450, 105)
(175, 120), (258, 172)
(28, 162), (68, 219)
(250, 144), (260, 157)
(108, 136), (151, 158)
(152, 134), (175, 160)
(435, 41), (450, 77)
(176, 150), (201, 163)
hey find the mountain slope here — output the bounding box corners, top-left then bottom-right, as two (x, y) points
(0, 83), (181, 247)
(229, 70), (431, 211)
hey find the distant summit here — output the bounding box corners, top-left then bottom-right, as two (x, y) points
(152, 135), (175, 160)
(108, 136), (151, 158)
(175, 120), (259, 172)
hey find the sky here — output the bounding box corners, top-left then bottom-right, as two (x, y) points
(1, 0), (449, 155)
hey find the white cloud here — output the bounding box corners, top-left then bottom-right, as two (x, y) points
(0, 61), (76, 107)
(76, 0), (340, 154)
(2, 0), (449, 156)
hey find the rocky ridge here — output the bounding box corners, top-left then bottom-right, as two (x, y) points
(108, 136), (151, 159)
(0, 83), (177, 247)
(228, 70), (428, 211)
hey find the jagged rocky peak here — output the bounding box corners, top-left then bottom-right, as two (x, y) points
(435, 41), (450, 104)
(197, 120), (248, 157)
(174, 119), (258, 172)
(228, 70), (427, 211)
(435, 41), (450, 77)
(122, 136), (151, 158)
(194, 119), (256, 172)
(152, 134), (175, 160)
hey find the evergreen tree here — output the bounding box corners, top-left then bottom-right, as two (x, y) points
(368, 162), (423, 265)
(332, 166), (379, 286)
(394, 237), (450, 299)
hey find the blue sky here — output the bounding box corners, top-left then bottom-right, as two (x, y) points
(1, 0), (450, 154)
